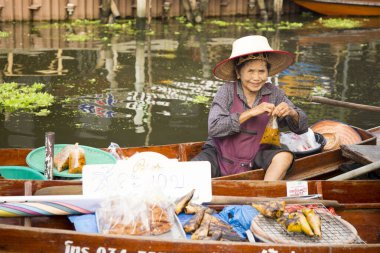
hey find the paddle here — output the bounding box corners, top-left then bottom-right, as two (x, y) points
(310, 96), (380, 112)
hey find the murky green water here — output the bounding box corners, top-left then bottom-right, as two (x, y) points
(0, 16), (379, 148)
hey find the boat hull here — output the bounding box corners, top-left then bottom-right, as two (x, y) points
(0, 180), (379, 252)
(292, 0), (380, 16)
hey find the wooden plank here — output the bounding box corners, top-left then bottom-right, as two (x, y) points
(341, 145), (380, 164)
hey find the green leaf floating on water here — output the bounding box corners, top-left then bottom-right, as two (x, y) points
(0, 82), (54, 114)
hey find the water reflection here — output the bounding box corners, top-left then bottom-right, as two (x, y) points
(0, 18), (379, 148)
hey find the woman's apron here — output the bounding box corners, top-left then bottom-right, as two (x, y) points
(213, 83), (269, 176)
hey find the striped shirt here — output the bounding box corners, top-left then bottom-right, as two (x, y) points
(205, 81), (308, 145)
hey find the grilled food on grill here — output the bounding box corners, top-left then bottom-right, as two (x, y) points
(290, 212), (314, 236)
(278, 212), (315, 237)
(252, 200), (285, 219)
(302, 207), (322, 238)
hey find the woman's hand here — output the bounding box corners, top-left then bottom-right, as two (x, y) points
(251, 102), (275, 116)
(239, 102), (275, 124)
(272, 102), (298, 119)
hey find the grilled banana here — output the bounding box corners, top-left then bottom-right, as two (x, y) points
(174, 189), (195, 215)
(278, 212), (314, 236)
(252, 200), (285, 218)
(292, 212), (314, 236)
(302, 207), (322, 238)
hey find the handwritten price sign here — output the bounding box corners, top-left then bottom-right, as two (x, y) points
(82, 154), (212, 204)
(286, 181), (308, 197)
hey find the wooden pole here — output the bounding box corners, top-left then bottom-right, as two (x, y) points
(208, 195), (342, 208)
(273, 0), (283, 22)
(100, 0), (111, 24)
(136, 0), (147, 29)
(327, 160), (380, 181)
(257, 0), (268, 20)
(44, 132), (55, 180)
(310, 96), (380, 112)
(182, 0), (193, 23)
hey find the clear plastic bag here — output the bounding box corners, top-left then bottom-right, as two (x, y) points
(280, 128), (321, 152)
(54, 145), (73, 172)
(107, 142), (127, 160)
(68, 143), (86, 174)
(96, 188), (175, 236)
(260, 116), (280, 147)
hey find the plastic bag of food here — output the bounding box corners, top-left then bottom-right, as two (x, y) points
(96, 188), (175, 236)
(260, 116), (280, 147)
(68, 143), (86, 174)
(107, 142), (127, 160)
(54, 145), (74, 172)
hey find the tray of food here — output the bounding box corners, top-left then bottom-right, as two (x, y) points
(26, 144), (117, 178)
(250, 201), (364, 244)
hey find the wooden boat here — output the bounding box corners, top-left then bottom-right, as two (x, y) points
(0, 126), (377, 181)
(0, 179), (379, 252)
(291, 0), (380, 16)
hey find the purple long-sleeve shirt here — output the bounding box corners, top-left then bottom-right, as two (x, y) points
(206, 81), (308, 145)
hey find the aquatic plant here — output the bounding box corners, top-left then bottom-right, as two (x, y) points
(65, 32), (93, 42)
(0, 82), (54, 115)
(319, 18), (363, 29)
(0, 31), (10, 38)
(193, 95), (210, 104)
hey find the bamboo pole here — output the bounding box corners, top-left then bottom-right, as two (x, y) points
(328, 160), (380, 181)
(310, 96), (380, 112)
(209, 195), (342, 208)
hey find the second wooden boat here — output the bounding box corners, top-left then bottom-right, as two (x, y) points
(291, 0), (380, 16)
(0, 126), (377, 181)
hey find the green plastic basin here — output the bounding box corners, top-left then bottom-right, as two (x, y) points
(0, 166), (46, 180)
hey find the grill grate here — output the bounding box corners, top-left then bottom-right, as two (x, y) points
(252, 203), (365, 244)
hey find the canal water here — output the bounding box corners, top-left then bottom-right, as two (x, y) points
(0, 16), (379, 148)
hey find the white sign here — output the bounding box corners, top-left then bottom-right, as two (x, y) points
(286, 181), (308, 197)
(82, 154), (212, 204)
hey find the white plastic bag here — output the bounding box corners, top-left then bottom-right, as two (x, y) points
(280, 128), (320, 152)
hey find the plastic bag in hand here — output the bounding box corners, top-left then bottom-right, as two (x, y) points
(260, 116), (280, 147)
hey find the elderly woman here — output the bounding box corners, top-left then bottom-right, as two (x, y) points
(193, 35), (308, 180)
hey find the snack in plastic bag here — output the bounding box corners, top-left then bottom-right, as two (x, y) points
(68, 143), (86, 174)
(107, 142), (128, 160)
(97, 190), (174, 236)
(260, 116), (280, 147)
(54, 145), (74, 172)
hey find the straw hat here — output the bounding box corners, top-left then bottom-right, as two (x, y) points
(213, 35), (295, 81)
(310, 120), (362, 151)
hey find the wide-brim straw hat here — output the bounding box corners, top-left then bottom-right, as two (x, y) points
(311, 120), (362, 151)
(213, 35), (295, 81)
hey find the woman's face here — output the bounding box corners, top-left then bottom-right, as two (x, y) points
(238, 60), (268, 94)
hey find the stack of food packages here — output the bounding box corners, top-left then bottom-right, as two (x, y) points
(97, 190), (174, 236)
